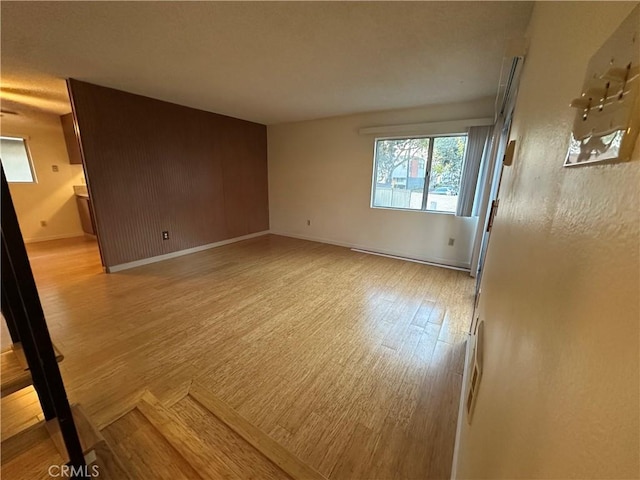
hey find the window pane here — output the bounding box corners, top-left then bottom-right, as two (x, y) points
(373, 138), (429, 210)
(426, 136), (467, 213)
(0, 137), (35, 183)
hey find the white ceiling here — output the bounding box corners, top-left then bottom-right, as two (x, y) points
(0, 2), (533, 125)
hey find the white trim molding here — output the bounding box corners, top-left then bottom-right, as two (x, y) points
(270, 230), (471, 270)
(351, 248), (470, 272)
(451, 332), (473, 479)
(358, 117), (494, 137)
(25, 232), (85, 244)
(106, 230), (270, 273)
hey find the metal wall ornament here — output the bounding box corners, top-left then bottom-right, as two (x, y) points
(565, 5), (640, 167)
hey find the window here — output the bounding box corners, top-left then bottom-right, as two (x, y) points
(0, 136), (36, 183)
(371, 134), (467, 213)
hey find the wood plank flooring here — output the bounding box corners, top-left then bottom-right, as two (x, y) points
(8, 234), (474, 479)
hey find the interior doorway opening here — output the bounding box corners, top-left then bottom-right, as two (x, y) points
(0, 86), (103, 349)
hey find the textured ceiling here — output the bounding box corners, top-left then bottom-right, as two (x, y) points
(0, 1), (533, 125)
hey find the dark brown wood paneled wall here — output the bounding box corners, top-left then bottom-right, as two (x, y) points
(68, 79), (269, 268)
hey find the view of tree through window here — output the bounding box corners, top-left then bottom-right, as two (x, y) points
(372, 135), (467, 213)
(373, 138), (430, 209)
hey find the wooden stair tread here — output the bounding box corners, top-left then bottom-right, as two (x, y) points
(1, 386), (43, 442)
(102, 407), (203, 479)
(1, 415), (129, 480)
(45, 404), (131, 479)
(1, 348), (33, 398)
(12, 342), (64, 370)
(90, 440), (130, 480)
(46, 404), (102, 463)
(2, 421), (55, 465)
(1, 342), (64, 398)
(172, 394), (294, 480)
(189, 383), (328, 480)
(1, 421), (65, 480)
(137, 392), (270, 478)
(138, 392), (292, 480)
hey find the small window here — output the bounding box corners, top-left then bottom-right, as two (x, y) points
(371, 134), (467, 213)
(0, 136), (36, 183)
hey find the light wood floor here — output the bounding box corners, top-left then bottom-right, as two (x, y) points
(11, 234), (474, 479)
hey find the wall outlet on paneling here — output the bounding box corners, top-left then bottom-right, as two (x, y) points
(448, 238), (455, 246)
(51, 165), (59, 172)
(162, 231), (169, 240)
(40, 220), (47, 227)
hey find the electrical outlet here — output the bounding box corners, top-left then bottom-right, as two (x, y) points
(162, 231), (169, 240)
(307, 220), (311, 226)
(40, 220), (47, 227)
(448, 238), (455, 246)
(51, 165), (59, 172)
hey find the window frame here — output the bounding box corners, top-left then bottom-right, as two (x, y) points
(0, 136), (37, 184)
(370, 132), (468, 215)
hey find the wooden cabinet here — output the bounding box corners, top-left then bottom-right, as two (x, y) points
(75, 195), (96, 236)
(60, 113), (83, 165)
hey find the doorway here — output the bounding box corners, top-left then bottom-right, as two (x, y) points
(469, 56), (524, 296)
(0, 94), (103, 351)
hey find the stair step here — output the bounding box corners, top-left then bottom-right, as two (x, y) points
(1, 422), (65, 480)
(1, 342), (64, 398)
(102, 407), (202, 479)
(12, 342), (64, 370)
(46, 404), (102, 463)
(189, 383), (327, 480)
(1, 386), (42, 441)
(138, 391), (292, 479)
(100, 386), (326, 480)
(1, 404), (129, 480)
(1, 349), (33, 398)
(90, 440), (130, 480)
(173, 394), (295, 479)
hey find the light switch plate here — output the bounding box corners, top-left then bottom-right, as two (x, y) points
(565, 5), (639, 167)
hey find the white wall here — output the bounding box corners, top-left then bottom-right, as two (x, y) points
(1, 111), (86, 242)
(455, 2), (639, 478)
(268, 98), (494, 268)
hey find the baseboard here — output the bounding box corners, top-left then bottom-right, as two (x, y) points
(270, 230), (471, 270)
(106, 230), (270, 273)
(352, 249), (471, 272)
(450, 332), (473, 479)
(24, 232), (85, 244)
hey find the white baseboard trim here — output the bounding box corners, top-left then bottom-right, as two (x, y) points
(352, 248), (471, 272)
(106, 230), (270, 273)
(270, 230), (471, 270)
(451, 332), (473, 479)
(25, 232), (85, 244)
